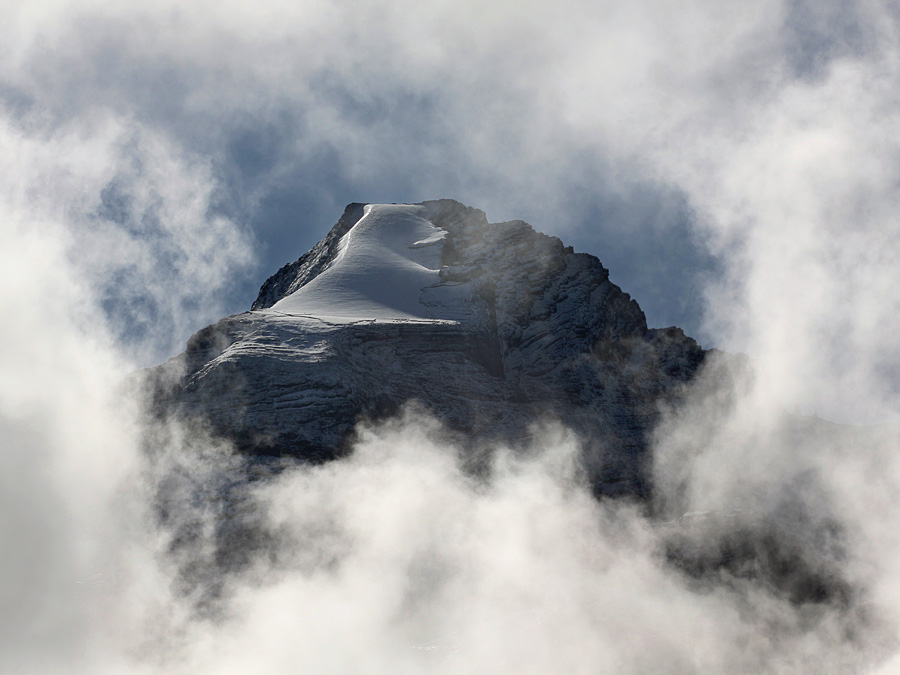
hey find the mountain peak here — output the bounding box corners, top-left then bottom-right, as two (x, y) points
(259, 203), (470, 324)
(149, 200), (706, 497)
(251, 200), (487, 312)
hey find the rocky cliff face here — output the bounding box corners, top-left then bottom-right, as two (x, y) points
(146, 200), (708, 497)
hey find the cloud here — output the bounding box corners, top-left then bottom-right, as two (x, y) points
(122, 413), (878, 674)
(0, 0), (781, 332)
(0, 99), (256, 670)
(0, 106), (255, 363)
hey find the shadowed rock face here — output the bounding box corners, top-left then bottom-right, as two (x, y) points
(146, 199), (708, 497)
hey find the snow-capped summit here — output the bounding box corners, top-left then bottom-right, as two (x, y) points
(147, 200), (708, 497)
(264, 203), (470, 324)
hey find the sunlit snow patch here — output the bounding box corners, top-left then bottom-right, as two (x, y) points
(264, 204), (470, 324)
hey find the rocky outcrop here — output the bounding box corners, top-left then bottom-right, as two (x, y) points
(146, 200), (709, 497)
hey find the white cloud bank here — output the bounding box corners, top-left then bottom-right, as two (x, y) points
(2, 0), (900, 672)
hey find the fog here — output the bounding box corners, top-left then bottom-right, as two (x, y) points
(3, 0), (900, 672)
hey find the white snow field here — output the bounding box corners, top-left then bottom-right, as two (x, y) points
(266, 204), (471, 324)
